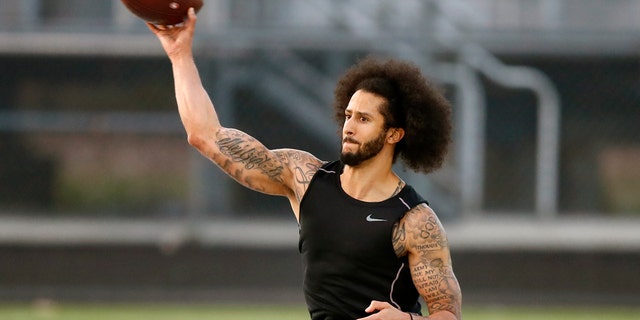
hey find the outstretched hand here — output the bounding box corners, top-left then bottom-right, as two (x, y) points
(357, 301), (411, 320)
(146, 7), (198, 59)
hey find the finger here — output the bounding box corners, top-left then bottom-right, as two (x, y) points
(146, 22), (161, 33)
(364, 300), (391, 313)
(185, 7), (197, 27)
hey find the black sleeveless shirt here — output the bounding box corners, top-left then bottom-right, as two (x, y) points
(298, 161), (427, 319)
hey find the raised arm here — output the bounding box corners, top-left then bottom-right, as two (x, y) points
(400, 204), (462, 319)
(147, 9), (322, 219)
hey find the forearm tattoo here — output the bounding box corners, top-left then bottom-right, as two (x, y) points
(412, 258), (459, 315)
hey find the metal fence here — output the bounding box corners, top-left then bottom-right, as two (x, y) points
(0, 0), (639, 220)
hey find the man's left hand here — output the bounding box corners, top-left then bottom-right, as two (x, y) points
(357, 300), (412, 320)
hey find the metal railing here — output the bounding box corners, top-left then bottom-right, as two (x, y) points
(0, 0), (568, 219)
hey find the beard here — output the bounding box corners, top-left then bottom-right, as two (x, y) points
(340, 130), (387, 167)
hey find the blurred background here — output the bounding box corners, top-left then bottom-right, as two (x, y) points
(0, 0), (639, 309)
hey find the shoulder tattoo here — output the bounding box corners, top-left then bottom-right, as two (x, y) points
(393, 205), (449, 257)
(406, 204), (449, 251)
(275, 150), (323, 201)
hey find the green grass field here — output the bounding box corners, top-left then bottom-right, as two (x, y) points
(1, 303), (638, 320)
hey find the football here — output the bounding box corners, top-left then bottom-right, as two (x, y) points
(120, 0), (204, 25)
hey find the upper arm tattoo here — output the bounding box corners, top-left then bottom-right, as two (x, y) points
(276, 149), (323, 202)
(211, 128), (322, 198)
(407, 206), (449, 252)
(404, 205), (462, 319)
(215, 129), (284, 182)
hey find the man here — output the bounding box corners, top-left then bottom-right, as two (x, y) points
(148, 8), (461, 320)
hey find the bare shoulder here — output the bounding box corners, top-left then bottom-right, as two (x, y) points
(273, 149), (325, 202)
(392, 203), (449, 257)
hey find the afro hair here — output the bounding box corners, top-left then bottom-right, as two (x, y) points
(333, 56), (452, 173)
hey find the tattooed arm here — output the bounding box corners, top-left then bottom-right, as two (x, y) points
(147, 9), (323, 220)
(359, 204), (461, 320)
(212, 131), (323, 219)
(399, 204), (462, 320)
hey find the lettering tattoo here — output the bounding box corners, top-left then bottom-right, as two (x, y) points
(276, 150), (322, 202)
(401, 205), (462, 319)
(217, 139), (283, 179)
(406, 206), (448, 250)
(279, 151), (319, 185)
(393, 205), (448, 257)
(212, 128), (323, 198)
(215, 129), (284, 181)
(411, 258), (459, 316)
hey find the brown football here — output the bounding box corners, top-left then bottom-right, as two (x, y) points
(121, 0), (204, 25)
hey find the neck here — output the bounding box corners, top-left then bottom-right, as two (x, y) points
(340, 153), (401, 202)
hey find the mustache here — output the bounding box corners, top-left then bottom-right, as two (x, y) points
(343, 137), (359, 144)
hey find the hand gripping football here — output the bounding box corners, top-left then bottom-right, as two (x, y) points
(121, 0), (204, 25)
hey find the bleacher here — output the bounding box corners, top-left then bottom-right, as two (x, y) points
(1, 0), (639, 306)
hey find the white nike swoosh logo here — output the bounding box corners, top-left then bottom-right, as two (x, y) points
(366, 214), (387, 222)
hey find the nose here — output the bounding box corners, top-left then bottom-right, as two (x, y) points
(343, 116), (355, 136)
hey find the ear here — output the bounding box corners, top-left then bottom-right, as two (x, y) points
(386, 128), (405, 144)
